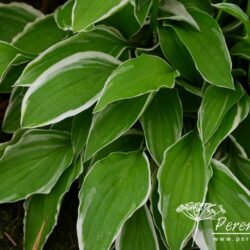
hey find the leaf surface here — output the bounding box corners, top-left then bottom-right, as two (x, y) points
(158, 131), (210, 250)
(178, 0), (212, 13)
(0, 129), (73, 203)
(204, 94), (250, 164)
(158, 26), (202, 84)
(117, 206), (159, 250)
(2, 87), (26, 132)
(54, 0), (74, 31)
(159, 0), (199, 29)
(77, 151), (151, 250)
(134, 0), (152, 26)
(95, 54), (179, 112)
(24, 158), (83, 250)
(21, 52), (119, 128)
(72, 0), (129, 31)
(198, 83), (244, 143)
(199, 160), (250, 250)
(222, 136), (250, 190)
(16, 27), (127, 86)
(12, 15), (68, 54)
(85, 95), (151, 160)
(0, 42), (24, 81)
(71, 107), (93, 157)
(0, 2), (42, 42)
(169, 9), (234, 89)
(141, 89), (182, 164)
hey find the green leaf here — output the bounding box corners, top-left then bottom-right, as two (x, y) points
(90, 130), (144, 164)
(0, 130), (26, 158)
(212, 3), (250, 37)
(50, 117), (73, 132)
(16, 26), (127, 86)
(222, 136), (250, 190)
(141, 89), (183, 164)
(134, 0), (152, 26)
(72, 0), (129, 31)
(231, 39), (250, 60)
(71, 107), (93, 157)
(204, 94), (250, 164)
(24, 158), (83, 250)
(103, 3), (141, 38)
(0, 63), (26, 93)
(94, 54), (179, 112)
(159, 0), (199, 30)
(169, 9), (234, 89)
(0, 129), (73, 203)
(0, 2), (43, 42)
(21, 52), (120, 128)
(12, 15), (68, 55)
(2, 87), (26, 133)
(0, 42), (25, 81)
(198, 83), (244, 144)
(233, 112), (250, 157)
(158, 131), (210, 250)
(198, 160), (250, 250)
(178, 0), (212, 14)
(85, 95), (151, 160)
(54, 0), (74, 31)
(150, 173), (167, 248)
(77, 151), (151, 250)
(116, 206), (159, 250)
(158, 26), (202, 84)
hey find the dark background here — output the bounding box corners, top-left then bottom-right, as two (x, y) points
(0, 0), (66, 13)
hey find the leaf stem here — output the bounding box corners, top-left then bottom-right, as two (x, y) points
(151, 0), (159, 44)
(216, 0), (227, 21)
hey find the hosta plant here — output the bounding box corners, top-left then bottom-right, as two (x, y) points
(0, 0), (250, 249)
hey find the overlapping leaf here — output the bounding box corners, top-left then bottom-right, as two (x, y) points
(54, 0), (74, 31)
(85, 95), (151, 160)
(222, 136), (250, 189)
(213, 3), (250, 37)
(159, 0), (199, 29)
(116, 206), (159, 250)
(0, 42), (29, 81)
(141, 89), (183, 164)
(198, 83), (244, 144)
(24, 158), (83, 250)
(16, 26), (127, 86)
(21, 52), (120, 128)
(12, 15), (68, 55)
(90, 131), (144, 165)
(72, 0), (129, 31)
(71, 107), (93, 157)
(77, 151), (151, 250)
(2, 87), (26, 133)
(0, 130), (73, 203)
(204, 94), (250, 164)
(0, 2), (43, 42)
(178, 0), (212, 13)
(95, 54), (179, 112)
(198, 160), (250, 250)
(158, 26), (202, 84)
(169, 9), (234, 89)
(158, 131), (210, 250)
(134, 0), (152, 26)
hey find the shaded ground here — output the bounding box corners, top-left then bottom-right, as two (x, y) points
(0, 182), (79, 250)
